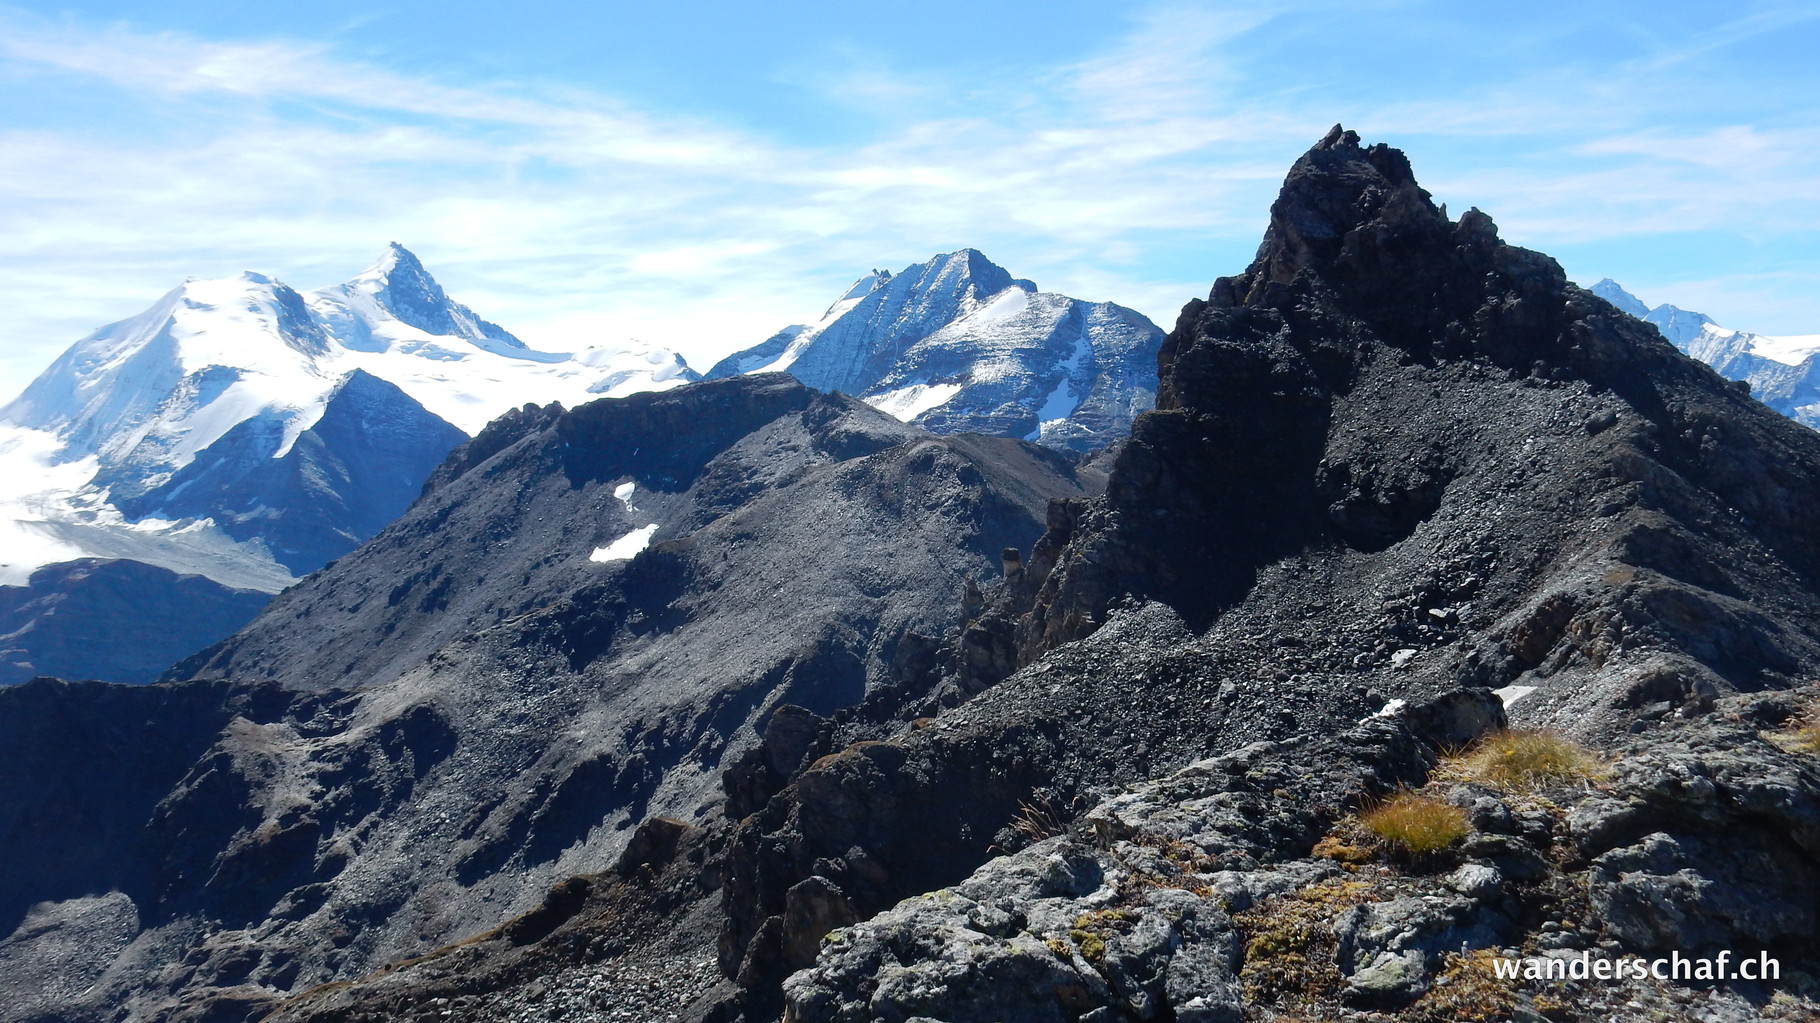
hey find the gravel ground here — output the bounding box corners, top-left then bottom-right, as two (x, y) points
(467, 950), (721, 1023)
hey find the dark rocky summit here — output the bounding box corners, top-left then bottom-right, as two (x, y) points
(8, 128), (1820, 1023)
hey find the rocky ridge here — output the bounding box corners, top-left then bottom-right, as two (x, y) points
(0, 373), (1095, 1023)
(240, 128), (1820, 1023)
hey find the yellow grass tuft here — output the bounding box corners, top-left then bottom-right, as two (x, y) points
(1772, 703), (1820, 755)
(1360, 790), (1470, 857)
(1452, 729), (1604, 791)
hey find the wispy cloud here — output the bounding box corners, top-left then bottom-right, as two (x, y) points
(0, 0), (1815, 398)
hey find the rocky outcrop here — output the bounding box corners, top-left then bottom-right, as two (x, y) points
(983, 126), (1820, 733)
(786, 688), (1820, 1023)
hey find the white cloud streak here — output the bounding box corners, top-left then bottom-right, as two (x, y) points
(0, 1), (1814, 398)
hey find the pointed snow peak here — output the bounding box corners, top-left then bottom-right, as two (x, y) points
(359, 242), (447, 307)
(901, 248), (1018, 308)
(334, 244), (527, 350)
(943, 247), (1015, 284)
(364, 241), (424, 279)
(1590, 279), (1651, 319)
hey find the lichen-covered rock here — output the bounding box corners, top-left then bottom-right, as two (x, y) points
(781, 841), (1242, 1023)
(783, 696), (1489, 1023)
(783, 689), (1820, 1023)
(1589, 830), (1819, 952)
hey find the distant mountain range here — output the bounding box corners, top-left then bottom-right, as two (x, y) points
(5, 243), (1805, 689)
(0, 246), (697, 683)
(709, 249), (1164, 451)
(0, 246), (1161, 684)
(1592, 279), (1820, 427)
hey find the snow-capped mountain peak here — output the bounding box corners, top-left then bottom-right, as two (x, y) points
(0, 246), (701, 588)
(309, 243), (555, 362)
(707, 249), (1161, 450)
(1590, 278), (1650, 319)
(2, 271), (338, 476)
(1596, 278), (1820, 429)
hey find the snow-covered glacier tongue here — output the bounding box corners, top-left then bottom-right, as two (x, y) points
(1592, 278), (1820, 428)
(706, 249), (1164, 451)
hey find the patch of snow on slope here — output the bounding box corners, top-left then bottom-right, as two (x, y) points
(1026, 326), (1095, 441)
(971, 286), (1029, 324)
(590, 524), (658, 563)
(864, 382), (963, 422)
(1494, 684), (1538, 708)
(613, 481), (636, 506)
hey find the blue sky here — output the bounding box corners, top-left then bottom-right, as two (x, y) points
(1, 0), (1816, 394)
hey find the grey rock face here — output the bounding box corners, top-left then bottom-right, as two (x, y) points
(707, 250), (1164, 452)
(113, 369), (467, 575)
(782, 689), (1820, 1023)
(1341, 950), (1429, 1008)
(0, 558), (269, 684)
(782, 837), (1243, 1023)
(1589, 831), (1818, 952)
(0, 374), (1096, 1023)
(780, 699), (1481, 1023)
